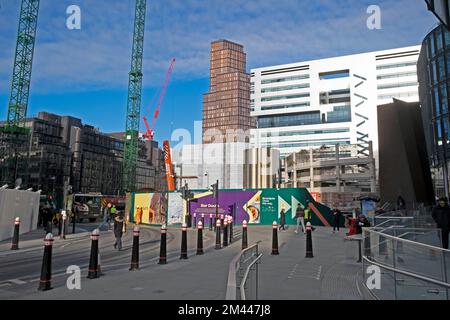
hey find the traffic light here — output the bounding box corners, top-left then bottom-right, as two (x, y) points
(211, 180), (219, 199)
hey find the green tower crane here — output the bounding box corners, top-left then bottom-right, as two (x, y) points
(3, 0), (40, 134)
(1, 0), (40, 186)
(123, 0), (147, 192)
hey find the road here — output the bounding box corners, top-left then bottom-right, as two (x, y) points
(0, 223), (220, 299)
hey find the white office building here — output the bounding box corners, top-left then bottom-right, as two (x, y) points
(250, 45), (421, 160)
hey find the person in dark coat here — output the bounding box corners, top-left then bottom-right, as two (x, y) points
(279, 209), (286, 231)
(397, 196), (406, 210)
(331, 207), (342, 233)
(432, 197), (450, 249)
(355, 214), (370, 234)
(113, 212), (125, 251)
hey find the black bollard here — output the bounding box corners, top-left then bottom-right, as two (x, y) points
(180, 224), (188, 259)
(242, 220), (248, 250)
(87, 229), (100, 279)
(271, 221), (279, 255)
(11, 217), (20, 250)
(159, 225), (167, 264)
(220, 214), (224, 231)
(60, 212), (67, 240)
(215, 220), (221, 249)
(197, 221), (204, 255)
(228, 216), (233, 244)
(209, 214), (213, 231)
(129, 226), (140, 271)
(305, 222), (314, 258)
(38, 233), (54, 291)
(223, 218), (229, 247)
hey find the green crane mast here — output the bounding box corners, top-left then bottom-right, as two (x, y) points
(3, 0), (40, 134)
(123, 0), (147, 192)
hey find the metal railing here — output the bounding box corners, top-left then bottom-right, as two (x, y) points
(362, 226), (450, 300)
(226, 241), (262, 300)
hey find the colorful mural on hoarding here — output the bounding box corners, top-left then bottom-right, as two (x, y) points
(133, 193), (168, 225)
(131, 188), (333, 226)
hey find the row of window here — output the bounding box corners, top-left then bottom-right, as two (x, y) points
(261, 74), (310, 85)
(376, 61), (417, 70)
(377, 81), (419, 90)
(378, 91), (418, 100)
(262, 139), (351, 149)
(260, 102), (311, 111)
(261, 83), (310, 94)
(261, 128), (350, 138)
(261, 93), (310, 102)
(377, 71), (417, 80)
(258, 111), (321, 128)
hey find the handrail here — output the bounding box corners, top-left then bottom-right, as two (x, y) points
(363, 256), (450, 289)
(364, 228), (450, 253)
(240, 253), (263, 300)
(226, 241), (261, 300)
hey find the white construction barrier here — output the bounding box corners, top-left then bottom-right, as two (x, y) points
(0, 189), (40, 241)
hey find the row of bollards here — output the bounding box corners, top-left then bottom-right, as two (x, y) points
(36, 218), (314, 291)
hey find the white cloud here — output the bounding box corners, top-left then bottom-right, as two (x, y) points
(0, 0), (437, 93)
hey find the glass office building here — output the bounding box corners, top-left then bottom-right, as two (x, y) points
(418, 24), (450, 198)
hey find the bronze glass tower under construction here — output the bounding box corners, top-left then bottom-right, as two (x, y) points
(203, 40), (255, 144)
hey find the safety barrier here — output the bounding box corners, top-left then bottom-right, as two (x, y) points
(226, 241), (262, 300)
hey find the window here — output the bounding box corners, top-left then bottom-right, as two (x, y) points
(442, 83), (449, 114)
(319, 70), (350, 80)
(437, 28), (444, 52)
(320, 89), (351, 105)
(435, 86), (441, 117)
(258, 111), (321, 128)
(327, 105), (352, 123)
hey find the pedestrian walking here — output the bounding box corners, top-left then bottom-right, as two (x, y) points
(113, 213), (125, 251)
(432, 197), (450, 249)
(279, 208), (286, 231)
(304, 204), (315, 231)
(332, 206), (342, 233)
(295, 205), (305, 234)
(99, 203), (111, 230)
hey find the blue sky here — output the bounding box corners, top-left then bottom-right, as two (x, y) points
(0, 0), (438, 145)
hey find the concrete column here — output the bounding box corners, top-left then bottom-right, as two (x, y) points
(309, 149), (314, 192)
(336, 144), (341, 193)
(293, 155), (297, 189)
(283, 157), (289, 188)
(368, 141), (376, 193)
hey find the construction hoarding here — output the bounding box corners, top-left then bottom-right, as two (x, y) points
(131, 188), (332, 226)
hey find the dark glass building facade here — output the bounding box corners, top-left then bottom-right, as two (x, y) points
(418, 24), (450, 198)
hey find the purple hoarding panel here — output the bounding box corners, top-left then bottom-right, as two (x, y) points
(189, 191), (262, 225)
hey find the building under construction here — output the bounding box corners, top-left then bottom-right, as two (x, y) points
(0, 112), (166, 202)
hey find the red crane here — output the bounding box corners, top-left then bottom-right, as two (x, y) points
(143, 58), (176, 140)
